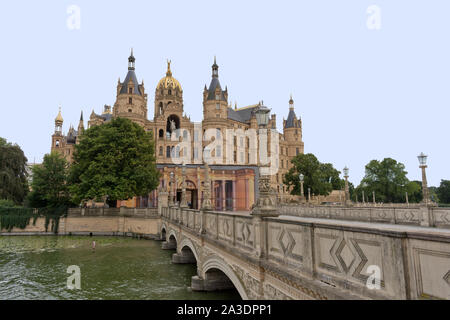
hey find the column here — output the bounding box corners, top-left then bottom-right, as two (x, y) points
(232, 180), (236, 211)
(245, 179), (249, 210)
(222, 180), (226, 211)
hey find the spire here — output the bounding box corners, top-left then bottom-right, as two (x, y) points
(128, 48), (135, 70)
(289, 94), (294, 110)
(212, 56), (219, 78)
(55, 106), (63, 124)
(166, 59), (172, 77)
(78, 111), (84, 133)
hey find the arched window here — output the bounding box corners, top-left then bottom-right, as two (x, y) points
(159, 102), (163, 114)
(55, 140), (60, 147)
(183, 130), (188, 139)
(175, 146), (180, 158)
(159, 146), (163, 156)
(166, 146), (171, 158)
(216, 128), (221, 138)
(159, 129), (164, 138)
(168, 89), (172, 95)
(128, 109), (132, 113)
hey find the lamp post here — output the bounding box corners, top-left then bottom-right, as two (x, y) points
(343, 166), (350, 206)
(308, 187), (311, 203)
(417, 152), (430, 205)
(299, 173), (304, 202)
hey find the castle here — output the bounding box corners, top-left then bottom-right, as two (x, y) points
(51, 51), (304, 210)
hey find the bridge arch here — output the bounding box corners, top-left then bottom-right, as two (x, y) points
(160, 223), (168, 241)
(179, 237), (199, 263)
(201, 256), (248, 300)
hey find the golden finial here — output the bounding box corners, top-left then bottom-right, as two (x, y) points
(166, 59), (172, 77)
(55, 106), (63, 123)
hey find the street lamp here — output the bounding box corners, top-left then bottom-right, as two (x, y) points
(417, 152), (430, 205)
(299, 173), (304, 201)
(343, 166), (350, 206)
(255, 103), (271, 127)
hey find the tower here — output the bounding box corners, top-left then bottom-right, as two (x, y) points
(202, 57), (229, 164)
(113, 49), (148, 126)
(51, 107), (63, 150)
(283, 95), (304, 156)
(154, 60), (183, 120)
(202, 57), (229, 120)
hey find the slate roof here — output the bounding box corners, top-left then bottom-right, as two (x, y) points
(206, 77), (227, 101)
(119, 70), (141, 96)
(285, 108), (297, 128)
(227, 105), (259, 123)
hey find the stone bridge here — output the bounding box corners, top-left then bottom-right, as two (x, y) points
(159, 206), (450, 300)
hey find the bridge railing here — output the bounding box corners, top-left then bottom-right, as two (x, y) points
(279, 204), (450, 229)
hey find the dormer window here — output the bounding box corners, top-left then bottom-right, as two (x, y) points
(215, 94), (220, 100)
(129, 87), (133, 94)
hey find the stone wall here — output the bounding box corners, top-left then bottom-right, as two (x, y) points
(0, 207), (159, 237)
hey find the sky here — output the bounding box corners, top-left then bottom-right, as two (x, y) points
(0, 0), (448, 187)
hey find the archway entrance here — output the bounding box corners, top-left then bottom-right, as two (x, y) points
(176, 180), (198, 209)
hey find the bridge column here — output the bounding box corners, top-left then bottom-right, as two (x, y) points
(191, 271), (235, 292)
(172, 250), (196, 264)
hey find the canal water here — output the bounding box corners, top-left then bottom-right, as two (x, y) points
(0, 236), (241, 300)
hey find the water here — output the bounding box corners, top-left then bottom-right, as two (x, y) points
(0, 236), (241, 300)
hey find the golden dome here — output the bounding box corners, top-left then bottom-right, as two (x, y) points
(55, 107), (63, 123)
(157, 60), (182, 91)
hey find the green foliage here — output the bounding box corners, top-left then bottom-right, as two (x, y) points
(436, 180), (450, 204)
(0, 137), (29, 204)
(355, 158), (411, 203)
(407, 181), (423, 203)
(283, 153), (342, 197)
(27, 152), (72, 208)
(0, 206), (67, 233)
(0, 199), (17, 207)
(69, 118), (160, 205)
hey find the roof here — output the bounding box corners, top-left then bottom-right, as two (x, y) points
(206, 77), (227, 101)
(119, 70), (142, 95)
(227, 105), (259, 123)
(285, 108), (297, 128)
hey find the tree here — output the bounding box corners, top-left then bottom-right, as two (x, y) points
(406, 180), (423, 203)
(27, 152), (71, 208)
(0, 137), (29, 204)
(436, 180), (450, 204)
(283, 153), (342, 197)
(69, 117), (160, 205)
(356, 158), (410, 203)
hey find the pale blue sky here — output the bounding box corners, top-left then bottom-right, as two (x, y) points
(0, 0), (448, 187)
